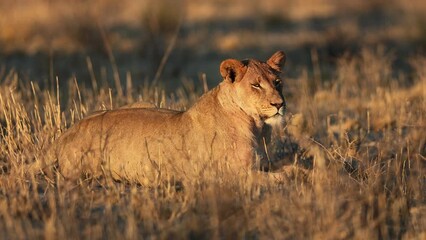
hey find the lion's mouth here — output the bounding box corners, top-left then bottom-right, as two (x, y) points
(259, 104), (287, 121)
(262, 106), (285, 120)
(277, 106), (285, 116)
(271, 106), (286, 117)
(265, 109), (285, 125)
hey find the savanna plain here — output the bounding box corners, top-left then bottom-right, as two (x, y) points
(0, 0), (425, 239)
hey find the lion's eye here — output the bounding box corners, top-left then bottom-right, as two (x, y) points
(251, 83), (261, 89)
(273, 79), (282, 86)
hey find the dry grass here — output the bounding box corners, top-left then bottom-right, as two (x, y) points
(0, 0), (425, 239)
(1, 52), (424, 239)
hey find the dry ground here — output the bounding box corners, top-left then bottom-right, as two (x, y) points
(0, 0), (425, 239)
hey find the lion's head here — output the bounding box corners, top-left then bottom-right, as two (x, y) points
(219, 51), (286, 121)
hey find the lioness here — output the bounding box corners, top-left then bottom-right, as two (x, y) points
(33, 51), (288, 185)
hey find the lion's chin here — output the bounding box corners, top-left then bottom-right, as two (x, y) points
(264, 114), (284, 126)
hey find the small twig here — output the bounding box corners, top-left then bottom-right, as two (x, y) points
(151, 15), (183, 86)
(97, 21), (123, 98)
(201, 73), (209, 93)
(309, 137), (337, 161)
(86, 56), (98, 94)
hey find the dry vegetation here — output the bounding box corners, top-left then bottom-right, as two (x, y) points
(0, 0), (425, 239)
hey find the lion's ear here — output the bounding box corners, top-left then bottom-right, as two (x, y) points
(267, 51), (286, 72)
(220, 59), (246, 83)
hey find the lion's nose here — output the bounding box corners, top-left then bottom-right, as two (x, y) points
(270, 101), (284, 110)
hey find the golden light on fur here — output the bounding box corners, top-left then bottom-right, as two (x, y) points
(29, 52), (287, 185)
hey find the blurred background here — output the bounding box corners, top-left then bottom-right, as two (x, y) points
(0, 0), (425, 91)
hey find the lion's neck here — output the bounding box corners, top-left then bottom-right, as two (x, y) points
(187, 83), (263, 141)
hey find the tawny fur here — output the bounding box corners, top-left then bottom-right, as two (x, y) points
(33, 51), (290, 185)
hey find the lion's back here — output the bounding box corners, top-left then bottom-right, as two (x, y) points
(50, 108), (190, 179)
